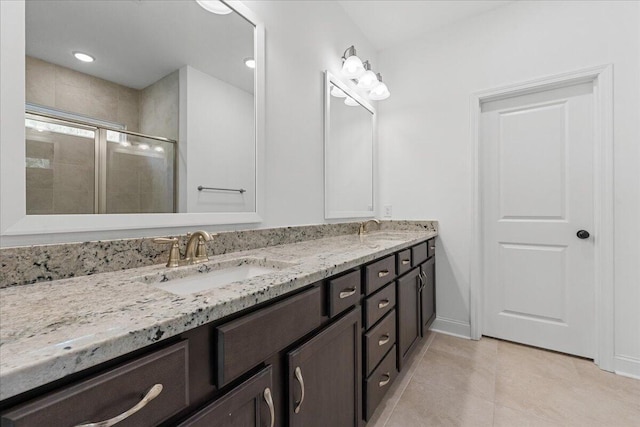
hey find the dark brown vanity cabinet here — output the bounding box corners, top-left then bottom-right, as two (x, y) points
(287, 308), (361, 427)
(419, 256), (436, 335)
(396, 267), (421, 371)
(1, 237), (436, 427)
(178, 366), (274, 427)
(0, 341), (189, 427)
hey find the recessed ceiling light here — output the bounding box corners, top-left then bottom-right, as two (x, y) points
(196, 0), (233, 15)
(73, 52), (95, 63)
(244, 58), (255, 69)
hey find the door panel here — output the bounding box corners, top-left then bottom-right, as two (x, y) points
(481, 81), (595, 358)
(287, 309), (361, 427)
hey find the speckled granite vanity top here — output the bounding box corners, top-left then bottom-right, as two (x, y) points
(0, 228), (436, 400)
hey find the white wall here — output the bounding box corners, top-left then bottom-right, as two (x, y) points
(180, 66), (255, 213)
(378, 1), (640, 376)
(243, 0), (377, 226)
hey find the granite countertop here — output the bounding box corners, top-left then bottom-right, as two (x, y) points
(0, 229), (437, 401)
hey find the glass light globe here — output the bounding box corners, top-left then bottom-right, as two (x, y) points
(196, 0), (233, 15)
(344, 96), (360, 107)
(369, 82), (390, 101)
(330, 85), (347, 98)
(342, 55), (365, 79)
(357, 70), (378, 90)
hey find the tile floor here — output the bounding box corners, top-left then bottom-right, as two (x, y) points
(368, 332), (640, 427)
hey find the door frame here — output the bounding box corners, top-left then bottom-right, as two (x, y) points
(469, 65), (614, 370)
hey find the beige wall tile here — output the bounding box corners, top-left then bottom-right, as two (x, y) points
(55, 83), (92, 116)
(55, 65), (91, 90)
(52, 135), (94, 166)
(53, 190), (93, 214)
(53, 163), (94, 193)
(106, 192), (140, 214)
(26, 168), (53, 190)
(25, 56), (55, 106)
(26, 140), (54, 160)
(26, 188), (53, 213)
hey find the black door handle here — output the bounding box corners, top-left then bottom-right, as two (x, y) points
(577, 230), (590, 239)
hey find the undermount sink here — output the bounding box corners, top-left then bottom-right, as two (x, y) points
(134, 258), (295, 296)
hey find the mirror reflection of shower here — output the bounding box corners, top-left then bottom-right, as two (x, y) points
(25, 109), (176, 215)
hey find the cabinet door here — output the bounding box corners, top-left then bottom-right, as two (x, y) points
(178, 366), (275, 427)
(420, 257), (436, 335)
(397, 268), (420, 371)
(287, 309), (361, 427)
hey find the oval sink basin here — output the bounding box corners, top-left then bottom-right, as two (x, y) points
(134, 258), (295, 296)
(152, 265), (280, 295)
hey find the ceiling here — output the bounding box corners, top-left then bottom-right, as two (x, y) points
(26, 0), (255, 93)
(337, 0), (514, 51)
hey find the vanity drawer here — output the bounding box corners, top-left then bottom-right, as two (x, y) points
(396, 249), (412, 276)
(216, 286), (322, 387)
(427, 238), (436, 258)
(364, 282), (396, 329)
(411, 242), (428, 266)
(364, 255), (396, 295)
(0, 341), (189, 427)
(327, 269), (361, 318)
(364, 345), (398, 421)
(364, 309), (396, 376)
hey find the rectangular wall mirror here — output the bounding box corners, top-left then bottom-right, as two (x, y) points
(0, 0), (265, 244)
(324, 71), (376, 219)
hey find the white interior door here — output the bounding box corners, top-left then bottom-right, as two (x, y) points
(481, 81), (595, 358)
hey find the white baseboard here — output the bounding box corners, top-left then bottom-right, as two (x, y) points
(429, 316), (471, 339)
(614, 355), (640, 379)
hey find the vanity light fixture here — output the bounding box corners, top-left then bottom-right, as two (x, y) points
(196, 0), (232, 15)
(344, 96), (360, 107)
(154, 146), (165, 153)
(244, 57), (255, 69)
(138, 143), (150, 150)
(340, 46), (390, 100)
(73, 51), (94, 63)
(341, 45), (365, 79)
(120, 141), (131, 147)
(369, 73), (390, 101)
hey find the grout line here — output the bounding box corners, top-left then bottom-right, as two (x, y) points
(380, 332), (438, 427)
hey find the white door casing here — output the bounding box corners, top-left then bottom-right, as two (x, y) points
(481, 82), (595, 358)
(469, 65), (614, 369)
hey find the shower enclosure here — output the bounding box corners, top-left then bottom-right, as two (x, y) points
(25, 110), (176, 215)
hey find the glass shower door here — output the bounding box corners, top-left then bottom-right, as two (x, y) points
(25, 116), (97, 214)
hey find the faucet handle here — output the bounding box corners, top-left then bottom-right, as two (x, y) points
(153, 237), (181, 268)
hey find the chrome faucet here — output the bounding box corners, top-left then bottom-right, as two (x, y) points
(359, 219), (381, 235)
(153, 230), (216, 267)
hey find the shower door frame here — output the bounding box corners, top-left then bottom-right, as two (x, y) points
(26, 109), (178, 214)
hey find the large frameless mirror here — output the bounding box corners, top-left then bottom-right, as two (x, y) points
(0, 0), (265, 242)
(324, 71), (376, 219)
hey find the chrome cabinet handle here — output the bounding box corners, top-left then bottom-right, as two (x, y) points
(294, 366), (305, 414)
(379, 373), (391, 387)
(74, 384), (163, 427)
(401, 259), (410, 265)
(264, 387), (275, 427)
(378, 334), (390, 346)
(378, 270), (390, 278)
(378, 299), (390, 309)
(339, 287), (357, 299)
(429, 246), (436, 250)
(418, 273), (424, 287)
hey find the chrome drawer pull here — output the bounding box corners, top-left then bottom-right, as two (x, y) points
(339, 288), (357, 299)
(294, 366), (305, 414)
(264, 387), (275, 427)
(401, 259), (410, 265)
(429, 246), (436, 250)
(74, 384), (163, 427)
(379, 373), (391, 387)
(378, 299), (390, 309)
(378, 334), (390, 346)
(378, 270), (390, 278)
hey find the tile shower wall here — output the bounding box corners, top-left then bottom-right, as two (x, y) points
(25, 56), (177, 214)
